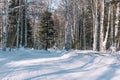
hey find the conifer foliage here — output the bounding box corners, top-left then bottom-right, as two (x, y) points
(39, 10), (57, 50)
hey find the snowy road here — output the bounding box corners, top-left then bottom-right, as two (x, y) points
(0, 48), (120, 80)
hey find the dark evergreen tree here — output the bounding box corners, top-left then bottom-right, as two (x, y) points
(39, 10), (57, 50)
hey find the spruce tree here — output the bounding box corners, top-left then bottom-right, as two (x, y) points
(39, 10), (57, 50)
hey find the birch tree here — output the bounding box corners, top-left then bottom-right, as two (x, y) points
(99, 0), (105, 51)
(103, 3), (111, 51)
(90, 0), (99, 51)
(114, 2), (120, 49)
(3, 0), (9, 51)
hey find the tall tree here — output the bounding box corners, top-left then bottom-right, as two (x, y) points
(90, 0), (99, 51)
(114, 2), (120, 50)
(2, 0), (9, 51)
(38, 10), (57, 50)
(99, 0), (105, 51)
(64, 0), (72, 50)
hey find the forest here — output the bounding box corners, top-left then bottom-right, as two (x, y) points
(0, 0), (120, 51)
(0, 0), (120, 80)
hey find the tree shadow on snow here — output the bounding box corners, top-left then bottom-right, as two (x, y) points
(25, 56), (96, 80)
(96, 63), (120, 80)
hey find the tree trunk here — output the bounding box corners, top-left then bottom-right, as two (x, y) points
(114, 2), (119, 49)
(99, 0), (105, 51)
(16, 0), (21, 48)
(20, 9), (23, 47)
(103, 4), (111, 50)
(65, 0), (71, 50)
(25, 0), (28, 47)
(91, 0), (99, 51)
(3, 0), (9, 51)
(83, 7), (86, 50)
(110, 4), (114, 47)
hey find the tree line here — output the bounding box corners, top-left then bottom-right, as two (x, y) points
(0, 0), (120, 51)
(57, 0), (120, 51)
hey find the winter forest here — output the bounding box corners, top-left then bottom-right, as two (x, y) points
(0, 0), (120, 80)
(0, 0), (119, 51)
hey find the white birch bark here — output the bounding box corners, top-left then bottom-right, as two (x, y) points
(99, 0), (105, 51)
(103, 4), (111, 50)
(3, 0), (9, 51)
(114, 2), (119, 49)
(115, 2), (119, 37)
(90, 0), (99, 51)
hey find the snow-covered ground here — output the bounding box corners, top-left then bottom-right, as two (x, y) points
(0, 48), (120, 80)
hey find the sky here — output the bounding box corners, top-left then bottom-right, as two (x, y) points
(51, 0), (61, 9)
(27, 0), (61, 9)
